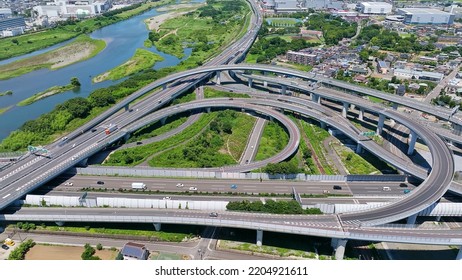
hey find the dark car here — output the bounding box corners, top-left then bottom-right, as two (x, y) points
(136, 141), (143, 145)
(91, 128), (97, 132)
(97, 181), (104, 185)
(399, 183), (408, 188)
(1, 244), (9, 250)
(333, 185), (342, 190)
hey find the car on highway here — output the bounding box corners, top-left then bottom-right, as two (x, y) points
(231, 184), (237, 189)
(399, 183), (408, 188)
(333, 185), (342, 190)
(403, 189), (411, 194)
(189, 187), (198, 191)
(91, 128), (97, 132)
(136, 141), (143, 145)
(97, 181), (104, 185)
(71, 157), (76, 161)
(1, 244), (8, 250)
(176, 183), (184, 188)
(209, 212), (219, 217)
(64, 182), (73, 186)
(382, 187), (391, 191)
(163, 197), (171, 200)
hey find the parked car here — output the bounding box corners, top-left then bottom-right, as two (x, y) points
(189, 187), (198, 191)
(209, 212), (219, 217)
(1, 244), (9, 250)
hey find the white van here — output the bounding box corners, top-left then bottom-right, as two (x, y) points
(382, 187), (391, 191)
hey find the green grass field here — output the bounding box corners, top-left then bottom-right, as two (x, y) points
(203, 87), (250, 99)
(254, 121), (289, 161)
(331, 142), (379, 174)
(93, 49), (163, 82)
(17, 84), (77, 106)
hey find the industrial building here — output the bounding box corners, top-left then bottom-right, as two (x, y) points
(397, 8), (455, 25)
(0, 8), (12, 18)
(393, 68), (444, 82)
(0, 17), (26, 37)
(33, 0), (112, 18)
(357, 2), (393, 15)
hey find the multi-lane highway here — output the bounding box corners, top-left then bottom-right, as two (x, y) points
(0, 0), (460, 250)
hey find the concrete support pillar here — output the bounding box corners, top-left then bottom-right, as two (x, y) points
(281, 85), (287, 95)
(331, 238), (339, 248)
(355, 144), (362, 154)
(407, 130), (417, 156)
(124, 104), (129, 111)
(334, 239), (348, 260)
(206, 107), (211, 113)
(161, 117), (167, 125)
(435, 216), (441, 222)
(407, 213), (417, 225)
(153, 223), (161, 231)
(263, 81), (268, 87)
(248, 78), (253, 88)
(312, 93), (320, 103)
(342, 102), (349, 118)
(456, 247), (462, 260)
(123, 133), (130, 141)
(77, 158), (88, 167)
(350, 104), (356, 110)
(392, 102), (398, 110)
(162, 84), (167, 90)
(452, 124), (462, 136)
(55, 221), (65, 226)
(376, 114), (385, 135)
(358, 108), (364, 121)
(320, 121), (326, 129)
(256, 229), (263, 246)
(216, 71), (221, 85)
(269, 116), (274, 122)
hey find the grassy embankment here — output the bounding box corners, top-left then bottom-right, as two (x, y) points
(330, 142), (379, 174)
(93, 48), (164, 83)
(147, 110), (256, 167)
(254, 121), (289, 161)
(6, 223), (194, 242)
(17, 84), (77, 106)
(203, 87), (250, 99)
(0, 0), (174, 60)
(0, 35), (106, 80)
(300, 122), (336, 175)
(104, 113), (217, 166)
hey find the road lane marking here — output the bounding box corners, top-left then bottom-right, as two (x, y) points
(2, 194), (11, 199)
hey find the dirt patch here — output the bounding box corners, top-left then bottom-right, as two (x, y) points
(25, 244), (118, 260)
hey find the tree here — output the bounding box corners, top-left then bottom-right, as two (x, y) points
(70, 77), (81, 87)
(12, 39), (19, 45)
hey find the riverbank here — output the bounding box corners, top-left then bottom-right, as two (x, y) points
(0, 35), (106, 80)
(0, 106), (12, 115)
(145, 3), (204, 32)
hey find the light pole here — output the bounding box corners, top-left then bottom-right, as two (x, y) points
(198, 248), (203, 260)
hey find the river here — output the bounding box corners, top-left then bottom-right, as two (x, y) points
(0, 0), (202, 141)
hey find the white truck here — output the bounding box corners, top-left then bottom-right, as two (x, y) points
(131, 182), (146, 190)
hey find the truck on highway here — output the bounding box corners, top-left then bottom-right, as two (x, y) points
(132, 182), (146, 190)
(105, 124), (118, 135)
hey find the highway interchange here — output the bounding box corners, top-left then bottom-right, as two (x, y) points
(1, 0), (462, 259)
